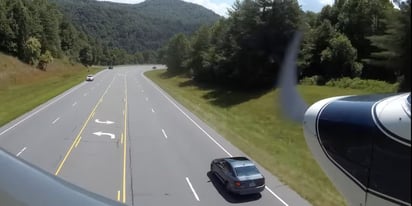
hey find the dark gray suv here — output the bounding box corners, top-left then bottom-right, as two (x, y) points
(210, 157), (265, 195)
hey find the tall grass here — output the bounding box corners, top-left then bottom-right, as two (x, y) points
(300, 76), (398, 93)
(325, 77), (398, 93)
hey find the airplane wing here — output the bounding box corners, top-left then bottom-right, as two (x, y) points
(0, 149), (126, 206)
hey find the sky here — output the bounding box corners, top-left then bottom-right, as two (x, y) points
(97, 0), (334, 17)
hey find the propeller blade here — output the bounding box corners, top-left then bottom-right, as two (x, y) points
(277, 32), (308, 123)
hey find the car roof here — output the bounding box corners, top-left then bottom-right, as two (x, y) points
(223, 157), (255, 168)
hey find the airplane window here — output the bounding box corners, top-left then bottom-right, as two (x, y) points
(318, 97), (411, 204)
(369, 137), (411, 204)
(317, 100), (374, 187)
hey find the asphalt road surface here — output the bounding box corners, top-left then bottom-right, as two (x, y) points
(0, 65), (311, 206)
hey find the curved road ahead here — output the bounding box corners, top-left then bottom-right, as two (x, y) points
(0, 65), (311, 206)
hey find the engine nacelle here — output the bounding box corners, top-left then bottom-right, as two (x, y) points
(303, 93), (411, 206)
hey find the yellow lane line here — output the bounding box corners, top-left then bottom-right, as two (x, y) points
(117, 190), (121, 201)
(55, 106), (97, 175)
(55, 77), (115, 176)
(122, 76), (128, 203)
(74, 136), (82, 148)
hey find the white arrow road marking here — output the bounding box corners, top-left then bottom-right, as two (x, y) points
(93, 132), (115, 139)
(52, 117), (60, 124)
(161, 129), (168, 139)
(16, 147), (27, 157)
(95, 119), (115, 125)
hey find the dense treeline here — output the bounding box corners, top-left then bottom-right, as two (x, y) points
(162, 0), (410, 92)
(301, 0), (410, 91)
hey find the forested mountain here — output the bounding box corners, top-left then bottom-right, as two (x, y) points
(50, 0), (221, 53)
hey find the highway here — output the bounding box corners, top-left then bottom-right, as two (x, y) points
(0, 65), (311, 206)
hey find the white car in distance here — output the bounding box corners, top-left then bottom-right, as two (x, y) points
(86, 75), (94, 81)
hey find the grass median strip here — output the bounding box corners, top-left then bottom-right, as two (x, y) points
(145, 69), (371, 206)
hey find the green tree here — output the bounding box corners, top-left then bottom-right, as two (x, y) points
(396, 0), (410, 91)
(26, 0), (43, 40)
(303, 11), (319, 29)
(156, 46), (168, 64)
(79, 46), (93, 67)
(301, 19), (337, 78)
(38, 50), (53, 71)
(142, 50), (158, 64)
(165, 33), (191, 73)
(187, 26), (212, 80)
(0, 0), (16, 54)
(336, 0), (393, 61)
(134, 52), (144, 64)
(111, 48), (130, 65)
(34, 0), (62, 57)
(366, 0), (410, 91)
(59, 19), (78, 57)
(23, 37), (41, 65)
(223, 0), (263, 87)
(318, 5), (333, 23)
(208, 0), (303, 88)
(11, 0), (32, 60)
(305, 0), (400, 84)
(89, 39), (104, 65)
(321, 33), (362, 78)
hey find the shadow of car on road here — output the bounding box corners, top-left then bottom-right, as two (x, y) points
(207, 171), (262, 203)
